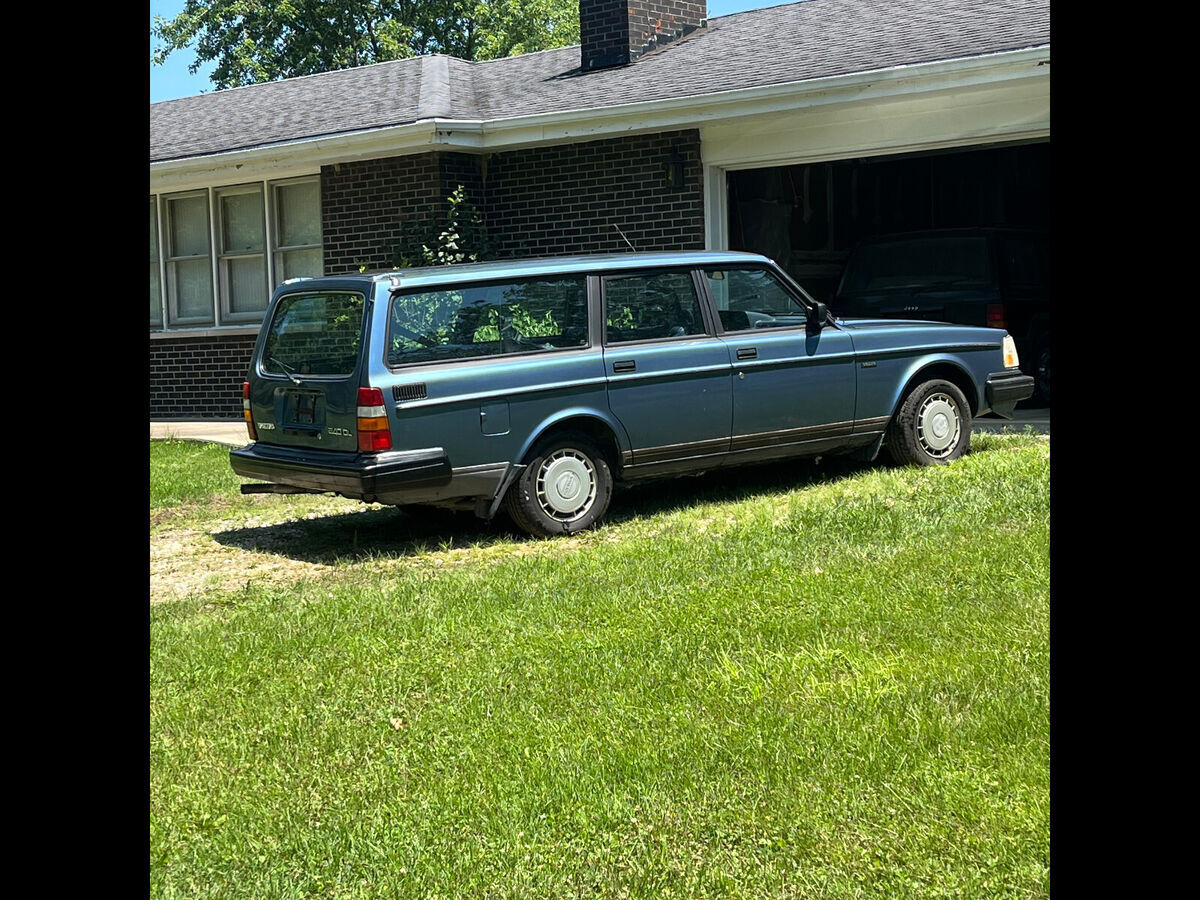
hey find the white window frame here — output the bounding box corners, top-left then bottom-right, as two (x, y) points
(150, 175), (323, 332)
(150, 194), (167, 328)
(163, 189), (216, 327)
(215, 183), (270, 324)
(270, 175), (324, 287)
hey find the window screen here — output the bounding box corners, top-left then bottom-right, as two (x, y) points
(165, 192), (214, 324)
(274, 180), (323, 284)
(217, 185), (268, 317)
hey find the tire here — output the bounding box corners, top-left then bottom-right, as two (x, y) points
(886, 379), (971, 466)
(504, 433), (613, 537)
(1034, 346), (1050, 407)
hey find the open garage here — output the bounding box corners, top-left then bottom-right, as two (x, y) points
(724, 140), (1050, 304)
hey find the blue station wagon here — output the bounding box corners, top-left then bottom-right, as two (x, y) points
(230, 251), (1033, 537)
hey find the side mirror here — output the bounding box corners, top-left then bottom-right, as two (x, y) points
(807, 301), (828, 332)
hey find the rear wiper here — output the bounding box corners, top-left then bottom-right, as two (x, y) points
(269, 356), (302, 385)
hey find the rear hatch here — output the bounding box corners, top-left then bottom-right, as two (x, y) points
(833, 234), (996, 325)
(248, 289), (369, 453)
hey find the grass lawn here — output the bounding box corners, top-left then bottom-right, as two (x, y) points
(150, 432), (1050, 899)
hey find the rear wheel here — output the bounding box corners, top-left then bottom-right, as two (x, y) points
(504, 433), (613, 537)
(886, 379), (971, 466)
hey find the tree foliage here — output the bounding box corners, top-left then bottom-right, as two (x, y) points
(153, 1), (581, 90)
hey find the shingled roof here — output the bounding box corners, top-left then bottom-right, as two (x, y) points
(150, 0), (1050, 163)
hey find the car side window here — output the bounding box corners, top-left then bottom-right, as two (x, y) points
(387, 275), (588, 366)
(604, 271), (706, 343)
(704, 267), (806, 331)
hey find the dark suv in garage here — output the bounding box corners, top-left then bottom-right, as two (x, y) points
(832, 228), (1050, 404)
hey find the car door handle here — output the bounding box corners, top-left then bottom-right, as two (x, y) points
(736, 347), (758, 360)
(612, 360), (636, 373)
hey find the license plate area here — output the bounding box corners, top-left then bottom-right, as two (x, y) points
(284, 390), (324, 429)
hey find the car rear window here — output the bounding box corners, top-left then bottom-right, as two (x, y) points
(842, 236), (991, 293)
(387, 276), (588, 366)
(261, 291), (365, 378)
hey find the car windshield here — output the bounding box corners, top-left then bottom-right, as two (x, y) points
(842, 236), (990, 293)
(261, 292), (365, 377)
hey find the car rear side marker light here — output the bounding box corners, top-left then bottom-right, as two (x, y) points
(357, 386), (392, 452)
(242, 381), (257, 441)
(986, 303), (1007, 330)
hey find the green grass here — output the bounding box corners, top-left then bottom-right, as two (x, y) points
(150, 440), (246, 509)
(150, 433), (1050, 899)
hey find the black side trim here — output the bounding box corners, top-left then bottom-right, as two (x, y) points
(632, 436), (731, 465)
(730, 420), (854, 453)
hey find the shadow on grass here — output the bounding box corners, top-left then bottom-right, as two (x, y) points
(211, 454), (871, 564)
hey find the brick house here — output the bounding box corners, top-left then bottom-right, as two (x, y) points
(150, 0), (1050, 418)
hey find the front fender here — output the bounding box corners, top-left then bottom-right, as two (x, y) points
(883, 353), (987, 418)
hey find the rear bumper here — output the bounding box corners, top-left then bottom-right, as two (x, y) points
(984, 370), (1036, 418)
(230, 443), (452, 499)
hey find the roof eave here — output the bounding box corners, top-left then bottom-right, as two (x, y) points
(150, 47), (1049, 189)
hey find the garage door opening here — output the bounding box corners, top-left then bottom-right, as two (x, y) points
(726, 141), (1050, 303)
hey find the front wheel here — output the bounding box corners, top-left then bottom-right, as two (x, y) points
(504, 433), (613, 537)
(886, 379), (971, 466)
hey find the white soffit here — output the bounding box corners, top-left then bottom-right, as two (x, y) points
(701, 62), (1050, 169)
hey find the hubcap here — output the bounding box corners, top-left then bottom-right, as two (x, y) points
(916, 393), (961, 457)
(536, 449), (597, 520)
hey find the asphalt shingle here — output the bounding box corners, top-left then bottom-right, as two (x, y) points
(150, 0), (1049, 163)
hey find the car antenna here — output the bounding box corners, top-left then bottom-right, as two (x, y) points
(613, 224), (637, 252)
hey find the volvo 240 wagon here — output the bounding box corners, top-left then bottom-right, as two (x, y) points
(230, 251), (1033, 537)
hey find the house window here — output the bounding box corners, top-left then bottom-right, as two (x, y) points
(216, 184), (269, 321)
(150, 196), (163, 327)
(272, 178), (324, 285)
(150, 176), (322, 330)
(164, 190), (215, 326)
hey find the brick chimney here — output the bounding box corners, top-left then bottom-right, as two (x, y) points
(580, 1), (708, 71)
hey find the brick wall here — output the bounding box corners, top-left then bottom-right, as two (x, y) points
(628, 1), (707, 58)
(320, 152), (446, 274)
(320, 151), (487, 274)
(150, 333), (257, 418)
(484, 130), (704, 257)
(319, 130), (704, 269)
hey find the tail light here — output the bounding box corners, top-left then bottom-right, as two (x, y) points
(357, 386), (392, 452)
(986, 303), (1007, 330)
(242, 382), (257, 441)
